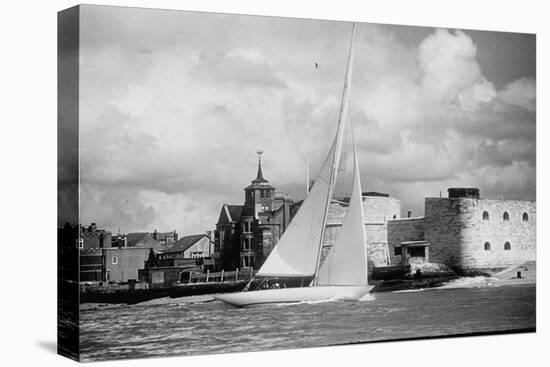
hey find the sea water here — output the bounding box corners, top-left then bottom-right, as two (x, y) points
(79, 283), (535, 361)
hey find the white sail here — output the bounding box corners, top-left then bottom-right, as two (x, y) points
(317, 147), (368, 286)
(256, 139), (338, 277)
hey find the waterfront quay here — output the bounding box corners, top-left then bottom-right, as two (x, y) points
(80, 269), (255, 304)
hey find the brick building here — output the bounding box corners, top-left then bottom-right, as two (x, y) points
(214, 152), (299, 271)
(80, 249), (104, 282)
(78, 223), (111, 250)
(387, 188), (536, 274)
(78, 223), (111, 282)
(78, 224), (166, 283)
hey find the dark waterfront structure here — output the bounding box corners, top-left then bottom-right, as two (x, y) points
(214, 153), (300, 271)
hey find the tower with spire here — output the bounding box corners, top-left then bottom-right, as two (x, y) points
(214, 150), (298, 271)
(243, 150), (275, 218)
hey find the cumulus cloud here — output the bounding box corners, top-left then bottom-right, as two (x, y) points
(74, 6), (536, 234)
(459, 78), (497, 111)
(498, 77), (536, 112)
(419, 29), (482, 101)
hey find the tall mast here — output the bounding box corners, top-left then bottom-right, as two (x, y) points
(306, 156), (310, 195)
(312, 22), (356, 286)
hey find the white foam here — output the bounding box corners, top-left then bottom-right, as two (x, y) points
(358, 293), (376, 301)
(438, 276), (495, 289)
(392, 288), (426, 293)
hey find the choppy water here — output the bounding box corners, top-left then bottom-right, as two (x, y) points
(80, 283), (535, 362)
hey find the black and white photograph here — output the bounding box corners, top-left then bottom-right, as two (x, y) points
(55, 3), (540, 362)
(4, 1), (547, 366)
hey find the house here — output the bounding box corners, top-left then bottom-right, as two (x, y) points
(139, 248), (213, 286)
(79, 223), (111, 250)
(79, 248), (103, 282)
(103, 247), (151, 283)
(213, 152), (300, 271)
(152, 229), (178, 247)
(161, 234), (212, 259)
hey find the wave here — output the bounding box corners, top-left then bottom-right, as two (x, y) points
(358, 293), (376, 301)
(438, 276), (495, 289)
(392, 288), (426, 293)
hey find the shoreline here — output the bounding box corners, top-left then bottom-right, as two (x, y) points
(79, 272), (535, 311)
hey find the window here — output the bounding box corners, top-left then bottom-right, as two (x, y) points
(394, 247), (402, 256)
(191, 252), (203, 258)
(242, 238), (252, 251)
(504, 242), (511, 250)
(503, 212), (509, 221)
(77, 239), (84, 249)
(482, 211), (489, 220)
(242, 256), (255, 268)
(112, 256), (118, 264)
(523, 212), (529, 222)
(484, 242), (491, 251)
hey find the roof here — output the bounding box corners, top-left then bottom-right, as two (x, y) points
(227, 205), (244, 222)
(253, 157), (268, 184)
(401, 240), (430, 247)
(126, 233), (149, 247)
(363, 191), (390, 198)
(165, 234), (207, 254)
(125, 232), (162, 249)
(218, 204), (244, 223)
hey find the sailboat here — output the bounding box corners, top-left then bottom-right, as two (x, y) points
(216, 23), (372, 307)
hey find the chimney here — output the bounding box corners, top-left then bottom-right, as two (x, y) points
(90, 222), (97, 233)
(407, 211), (412, 218)
(153, 229), (158, 240)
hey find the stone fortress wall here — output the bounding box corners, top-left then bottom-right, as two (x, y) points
(429, 197), (535, 272)
(388, 188), (536, 274)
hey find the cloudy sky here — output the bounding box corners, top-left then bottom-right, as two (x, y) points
(76, 5), (536, 235)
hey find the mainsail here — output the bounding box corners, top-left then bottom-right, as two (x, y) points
(317, 146), (368, 286)
(256, 138), (337, 277)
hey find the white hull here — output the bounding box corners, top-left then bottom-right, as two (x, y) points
(215, 285), (373, 307)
